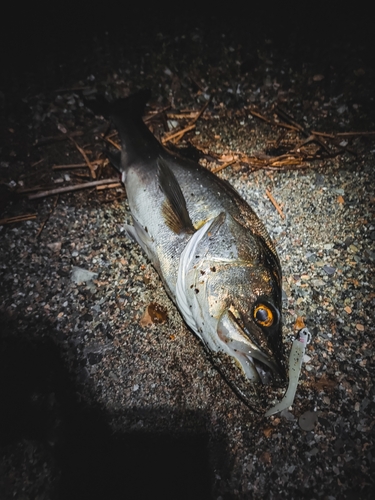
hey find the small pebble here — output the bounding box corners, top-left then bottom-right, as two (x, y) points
(299, 411), (318, 431)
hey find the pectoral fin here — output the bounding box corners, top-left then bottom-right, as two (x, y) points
(157, 157), (195, 235)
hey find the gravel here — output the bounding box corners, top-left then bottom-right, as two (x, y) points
(1, 10), (374, 499)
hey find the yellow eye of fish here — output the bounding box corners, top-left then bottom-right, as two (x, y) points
(254, 304), (274, 327)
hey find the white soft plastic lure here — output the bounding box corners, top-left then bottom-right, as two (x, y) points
(265, 328), (311, 416)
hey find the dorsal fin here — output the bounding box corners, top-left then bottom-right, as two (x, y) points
(157, 157), (195, 235)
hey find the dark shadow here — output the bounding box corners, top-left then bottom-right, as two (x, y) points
(0, 316), (228, 499)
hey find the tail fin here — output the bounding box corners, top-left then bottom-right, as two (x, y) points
(85, 89), (151, 120)
(87, 89), (163, 168)
(110, 88), (152, 121)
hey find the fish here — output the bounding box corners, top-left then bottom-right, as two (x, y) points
(90, 90), (289, 412)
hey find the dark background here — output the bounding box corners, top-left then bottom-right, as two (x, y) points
(2, 4), (373, 86)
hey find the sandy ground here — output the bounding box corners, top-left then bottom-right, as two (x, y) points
(1, 9), (374, 499)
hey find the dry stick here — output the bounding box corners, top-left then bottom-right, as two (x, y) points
(144, 105), (171, 122)
(69, 137), (96, 179)
(103, 136), (121, 150)
(31, 159), (44, 168)
(248, 109), (275, 125)
(275, 107), (332, 154)
(166, 112), (199, 120)
(96, 183), (122, 191)
(191, 100), (211, 124)
(293, 134), (331, 155)
(310, 130), (336, 139)
(162, 100), (209, 144)
(28, 178), (119, 199)
(266, 190), (285, 219)
(275, 129), (287, 148)
(0, 214), (37, 225)
(268, 160), (305, 168)
(248, 109), (299, 132)
(274, 122), (300, 132)
(36, 194), (59, 238)
(52, 163), (90, 170)
(275, 106), (306, 135)
(34, 131), (84, 146)
(212, 159), (236, 173)
(162, 124), (196, 144)
(17, 185), (50, 194)
(252, 107), (374, 156)
(336, 131), (375, 137)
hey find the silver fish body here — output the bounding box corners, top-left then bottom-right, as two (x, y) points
(105, 91), (287, 410)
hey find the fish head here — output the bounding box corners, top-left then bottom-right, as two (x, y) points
(177, 211), (287, 410)
(225, 263), (286, 383)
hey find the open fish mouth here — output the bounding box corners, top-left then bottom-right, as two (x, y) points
(217, 308), (281, 386)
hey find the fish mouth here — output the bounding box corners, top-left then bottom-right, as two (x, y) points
(217, 309), (282, 386)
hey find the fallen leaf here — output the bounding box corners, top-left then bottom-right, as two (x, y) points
(263, 428), (273, 438)
(139, 302), (168, 327)
(139, 309), (153, 327)
(259, 451), (272, 464)
(311, 375), (337, 392)
(294, 316), (305, 330)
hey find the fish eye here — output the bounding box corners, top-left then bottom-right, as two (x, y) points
(253, 304), (274, 327)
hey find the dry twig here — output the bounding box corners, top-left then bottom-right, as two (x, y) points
(191, 100), (210, 124)
(36, 195), (59, 238)
(28, 178), (119, 199)
(52, 160), (105, 170)
(162, 124), (196, 144)
(161, 99), (209, 144)
(103, 136), (121, 150)
(248, 109), (299, 132)
(336, 131), (375, 137)
(69, 137), (96, 179)
(144, 105), (171, 122)
(34, 131), (84, 146)
(266, 190), (285, 219)
(96, 182), (122, 191)
(0, 214), (37, 225)
(212, 159), (236, 173)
